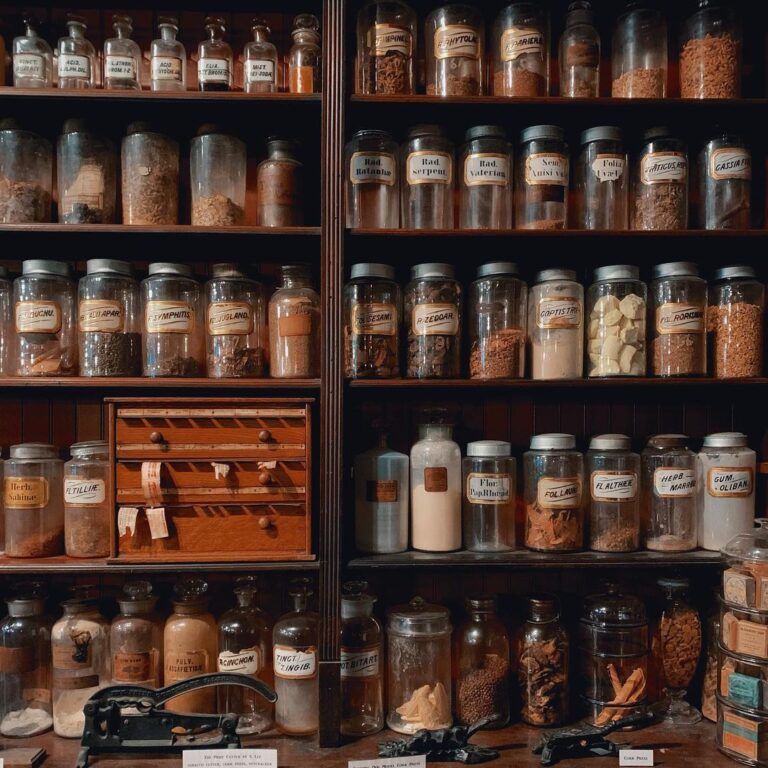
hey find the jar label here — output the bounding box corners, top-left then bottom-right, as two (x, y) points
(105, 55), (136, 79)
(710, 148), (751, 181)
(424, 466), (448, 492)
(14, 53), (45, 80)
(113, 652), (153, 682)
(246, 59), (275, 83)
(164, 650), (208, 682)
(64, 477), (106, 506)
(198, 57), (230, 82)
(524, 153), (568, 186)
(406, 151), (452, 186)
(79, 299), (124, 333)
(53, 638), (92, 671)
(340, 647), (380, 678)
(434, 25), (480, 60)
(0, 645), (35, 674)
(464, 153), (509, 187)
(366, 479), (398, 503)
(62, 164), (104, 211)
(218, 647), (262, 675)
(151, 56), (183, 81)
(591, 154), (626, 183)
(590, 471), (637, 501)
(537, 477), (581, 508)
(707, 467), (753, 498)
(501, 27), (544, 62)
(371, 23), (412, 56)
(412, 303), (459, 335)
(58, 54), (90, 79)
(536, 297), (582, 329)
(145, 301), (194, 334)
(274, 645), (317, 679)
(350, 152), (396, 186)
(4, 477), (49, 508)
(15, 300), (62, 334)
(655, 304), (705, 334)
(53, 672), (100, 690)
(640, 152), (687, 185)
(653, 467), (696, 498)
(352, 303), (397, 335)
(278, 312), (312, 337)
(207, 302), (254, 336)
(467, 473), (511, 504)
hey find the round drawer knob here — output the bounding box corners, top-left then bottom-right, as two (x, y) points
(149, 431), (164, 444)
(258, 429), (271, 442)
(258, 516), (272, 530)
(258, 471), (273, 485)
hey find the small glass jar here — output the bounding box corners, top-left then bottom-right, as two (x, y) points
(151, 17), (186, 92)
(463, 440), (516, 552)
(611, 3), (667, 98)
(345, 129), (399, 229)
(708, 265), (763, 379)
(404, 263), (461, 378)
(190, 128), (246, 226)
(650, 262), (706, 377)
(13, 17), (54, 88)
(57, 17), (95, 89)
(0, 119), (52, 223)
(386, 597), (452, 733)
(586, 265), (647, 378)
(205, 264), (266, 378)
(528, 269), (583, 380)
(401, 125), (454, 230)
(576, 126), (629, 231)
(244, 20), (278, 93)
(519, 596), (569, 726)
(256, 139), (303, 228)
(516, 125), (568, 230)
(697, 133), (750, 230)
(680, 1), (741, 99)
(103, 14), (141, 91)
(14, 260), (77, 377)
(559, 1), (600, 98)
(587, 434), (640, 552)
(492, 2), (549, 97)
(641, 434), (698, 552)
(78, 259), (141, 377)
(288, 14), (321, 94)
(197, 17), (232, 91)
(0, 266), (13, 377)
(426, 4), (484, 96)
(344, 263), (400, 379)
(4, 443), (64, 558)
(64, 440), (110, 558)
(142, 263), (205, 378)
(459, 125), (513, 230)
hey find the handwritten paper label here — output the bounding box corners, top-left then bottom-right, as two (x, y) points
(537, 477), (580, 508)
(152, 56), (182, 81)
(79, 299), (124, 332)
(710, 148), (751, 180)
(656, 304), (704, 334)
(536, 298), (582, 329)
(467, 473), (511, 504)
(654, 468), (696, 498)
(434, 25), (479, 60)
(145, 301), (194, 334)
(16, 301), (61, 333)
(412, 303), (458, 335)
(118, 507), (139, 537)
(371, 24), (412, 56)
(352, 304), (397, 335)
(146, 507), (169, 539)
(590, 472), (637, 501)
(708, 468), (753, 498)
(183, 750), (277, 768)
(207, 302), (253, 335)
(64, 478), (106, 506)
(340, 647), (380, 678)
(246, 59), (275, 84)
(641, 152), (687, 185)
(218, 647), (262, 675)
(501, 27), (544, 61)
(274, 646), (317, 679)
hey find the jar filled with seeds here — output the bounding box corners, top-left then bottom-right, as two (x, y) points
(425, 4), (484, 96)
(344, 263), (400, 379)
(14, 260), (76, 377)
(405, 263), (461, 379)
(559, 1), (600, 98)
(0, 119), (52, 223)
(650, 262), (706, 377)
(697, 133), (750, 230)
(0, 266), (12, 376)
(345, 129), (399, 229)
(256, 139), (303, 228)
(611, 3), (667, 98)
(288, 14), (321, 94)
(78, 259), (141, 377)
(492, 2), (549, 97)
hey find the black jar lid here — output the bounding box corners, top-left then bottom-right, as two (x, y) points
(408, 124), (444, 139)
(520, 125), (563, 144)
(465, 125), (506, 142)
(643, 126), (676, 143)
(350, 263), (395, 281)
(565, 0), (594, 27)
(352, 128), (394, 142)
(582, 584), (647, 627)
(581, 126), (622, 145)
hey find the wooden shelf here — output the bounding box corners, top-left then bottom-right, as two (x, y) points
(349, 228), (768, 238)
(0, 377), (320, 389)
(0, 224), (320, 236)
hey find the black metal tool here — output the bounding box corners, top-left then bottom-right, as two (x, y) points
(77, 672), (277, 768)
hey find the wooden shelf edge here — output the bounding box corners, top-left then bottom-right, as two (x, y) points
(0, 377), (321, 389)
(349, 228), (768, 237)
(350, 94), (768, 107)
(348, 377), (768, 389)
(0, 87), (322, 103)
(0, 224), (320, 235)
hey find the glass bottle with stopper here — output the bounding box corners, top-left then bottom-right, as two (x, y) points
(151, 18), (186, 92)
(57, 16), (95, 89)
(197, 17), (232, 92)
(103, 14), (141, 90)
(244, 20), (278, 93)
(13, 16), (53, 88)
(289, 14), (321, 93)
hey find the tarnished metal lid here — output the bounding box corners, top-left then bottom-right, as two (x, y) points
(9, 443), (59, 460)
(387, 596), (451, 637)
(351, 263), (395, 281)
(148, 262), (193, 278)
(530, 433), (576, 450)
(86, 259), (131, 276)
(534, 269), (576, 283)
(411, 263), (454, 280)
(703, 431), (748, 448)
(22, 260), (69, 277)
(589, 434), (631, 451)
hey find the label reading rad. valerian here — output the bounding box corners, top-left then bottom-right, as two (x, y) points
(407, 151), (452, 185)
(655, 304), (704, 334)
(709, 148), (752, 181)
(207, 302), (253, 336)
(350, 152), (396, 185)
(433, 25), (480, 60)
(467, 473), (511, 504)
(590, 472), (637, 502)
(707, 467), (753, 498)
(412, 303), (459, 335)
(653, 468), (696, 498)
(352, 303), (397, 335)
(464, 153), (509, 187)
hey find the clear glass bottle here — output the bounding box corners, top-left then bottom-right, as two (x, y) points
(268, 264), (320, 379)
(0, 119), (52, 223)
(0, 266), (12, 377)
(142, 263), (205, 378)
(197, 17), (232, 91)
(244, 20), (278, 93)
(57, 17), (95, 89)
(256, 139), (303, 227)
(386, 597), (452, 733)
(697, 133), (750, 230)
(341, 581), (384, 736)
(459, 126), (513, 230)
(426, 4), (484, 96)
(14, 260), (76, 377)
(559, 1), (600, 97)
(103, 15), (141, 90)
(701, 610), (717, 722)
(289, 14), (321, 94)
(64, 440), (110, 558)
(611, 3), (667, 98)
(13, 17), (53, 88)
(217, 577), (274, 735)
(273, 578), (319, 735)
(492, 2), (549, 97)
(151, 18), (186, 92)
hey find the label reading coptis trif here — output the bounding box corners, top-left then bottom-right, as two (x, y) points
(273, 646), (317, 679)
(79, 299), (124, 333)
(536, 297), (582, 329)
(653, 468), (696, 498)
(537, 477), (580, 508)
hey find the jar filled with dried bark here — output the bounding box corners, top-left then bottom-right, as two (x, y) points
(611, 3), (667, 98)
(697, 133), (750, 230)
(63, 441), (109, 558)
(492, 2), (549, 97)
(425, 4), (484, 96)
(559, 2), (600, 98)
(0, 120), (52, 223)
(256, 139), (303, 228)
(345, 129), (399, 229)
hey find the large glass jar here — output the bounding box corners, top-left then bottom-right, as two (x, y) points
(268, 265), (320, 379)
(14, 260), (76, 377)
(455, 596), (510, 728)
(459, 126), (512, 230)
(559, 1), (600, 98)
(642, 434), (698, 552)
(528, 269), (583, 380)
(587, 434), (640, 552)
(491, 2), (549, 97)
(13, 17), (54, 88)
(197, 17), (232, 91)
(345, 130), (399, 229)
(426, 5), (484, 96)
(142, 263), (204, 378)
(344, 263), (400, 379)
(357, 0), (416, 95)
(516, 125), (568, 230)
(650, 262), (706, 377)
(519, 596), (569, 726)
(190, 129), (246, 226)
(57, 17), (95, 89)
(64, 440), (110, 558)
(243, 20), (278, 93)
(697, 133), (750, 230)
(611, 3), (667, 98)
(256, 139), (303, 228)
(288, 14), (321, 94)
(405, 263), (461, 378)
(0, 266), (12, 377)
(701, 610), (717, 722)
(386, 597), (452, 733)
(78, 259), (141, 377)
(708, 265), (763, 379)
(524, 434), (584, 552)
(205, 264), (266, 379)
(103, 14), (141, 91)
(151, 17), (186, 92)
(0, 120), (52, 223)
(586, 265), (647, 378)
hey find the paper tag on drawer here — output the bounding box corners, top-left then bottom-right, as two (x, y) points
(146, 507), (169, 539)
(349, 757), (426, 768)
(118, 507), (139, 537)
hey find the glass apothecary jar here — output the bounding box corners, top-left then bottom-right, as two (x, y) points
(78, 259), (141, 377)
(455, 596), (510, 728)
(492, 2), (549, 97)
(288, 14), (321, 94)
(641, 434), (698, 552)
(0, 120), (52, 223)
(64, 440), (110, 558)
(459, 125), (512, 230)
(650, 262), (706, 377)
(14, 260), (76, 377)
(142, 263), (204, 378)
(357, 0), (416, 95)
(697, 133), (750, 230)
(0, 266), (12, 377)
(519, 596), (569, 726)
(516, 125), (568, 230)
(680, 1), (741, 99)
(5, 443), (64, 558)
(103, 14), (141, 91)
(13, 17), (54, 88)
(387, 597), (452, 733)
(611, 3), (667, 98)
(708, 265), (763, 379)
(559, 1), (600, 98)
(244, 20), (278, 93)
(256, 139), (303, 228)
(524, 433), (584, 552)
(405, 263), (461, 378)
(701, 612), (717, 722)
(587, 434), (640, 552)
(346, 130), (399, 229)
(528, 269), (583, 380)
(586, 265), (646, 378)
(197, 17), (232, 91)
(57, 17), (95, 89)
(426, 4), (484, 96)
(151, 17), (186, 92)
(401, 125), (454, 230)
(344, 263), (400, 379)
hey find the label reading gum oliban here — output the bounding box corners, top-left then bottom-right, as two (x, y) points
(370, 24), (412, 56)
(591, 154), (626, 182)
(15, 301), (62, 334)
(350, 152), (396, 185)
(590, 472), (637, 502)
(207, 302), (253, 336)
(536, 297), (582, 329)
(467, 473), (510, 504)
(407, 151), (452, 185)
(501, 27), (544, 61)
(707, 467), (753, 498)
(64, 478), (106, 506)
(340, 647), (380, 678)
(525, 154), (568, 186)
(352, 303), (397, 335)
(412, 303), (459, 335)
(145, 301), (194, 334)
(79, 300), (124, 333)
(655, 304), (705, 334)
(464, 154), (509, 187)
(709, 148), (751, 181)
(640, 152), (687, 185)
(537, 477), (580, 508)
(274, 645), (317, 679)
(653, 467), (696, 497)
(433, 25), (480, 60)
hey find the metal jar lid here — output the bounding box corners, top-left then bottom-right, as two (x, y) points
(148, 262), (193, 278)
(581, 126), (622, 146)
(520, 125), (564, 144)
(534, 269), (576, 284)
(476, 262), (519, 278)
(645, 434), (689, 450)
(589, 434), (631, 451)
(593, 265), (639, 282)
(408, 124), (444, 140)
(703, 432), (748, 448)
(581, 584), (647, 627)
(22, 260), (69, 277)
(211, 263), (246, 279)
(530, 433), (576, 451)
(69, 440), (109, 458)
(465, 125), (507, 142)
(652, 262), (699, 279)
(86, 259), (131, 276)
(387, 596), (451, 637)
(715, 265), (756, 281)
(351, 263), (395, 281)
(352, 128), (394, 143)
(9, 442), (59, 460)
(411, 263), (454, 280)
(467, 440), (511, 458)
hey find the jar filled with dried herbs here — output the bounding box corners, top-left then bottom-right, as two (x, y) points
(425, 4), (484, 96)
(256, 139), (303, 228)
(492, 2), (549, 97)
(64, 441), (110, 558)
(611, 3), (667, 98)
(345, 129), (399, 229)
(559, 1), (600, 97)
(0, 119), (52, 223)
(696, 133), (750, 230)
